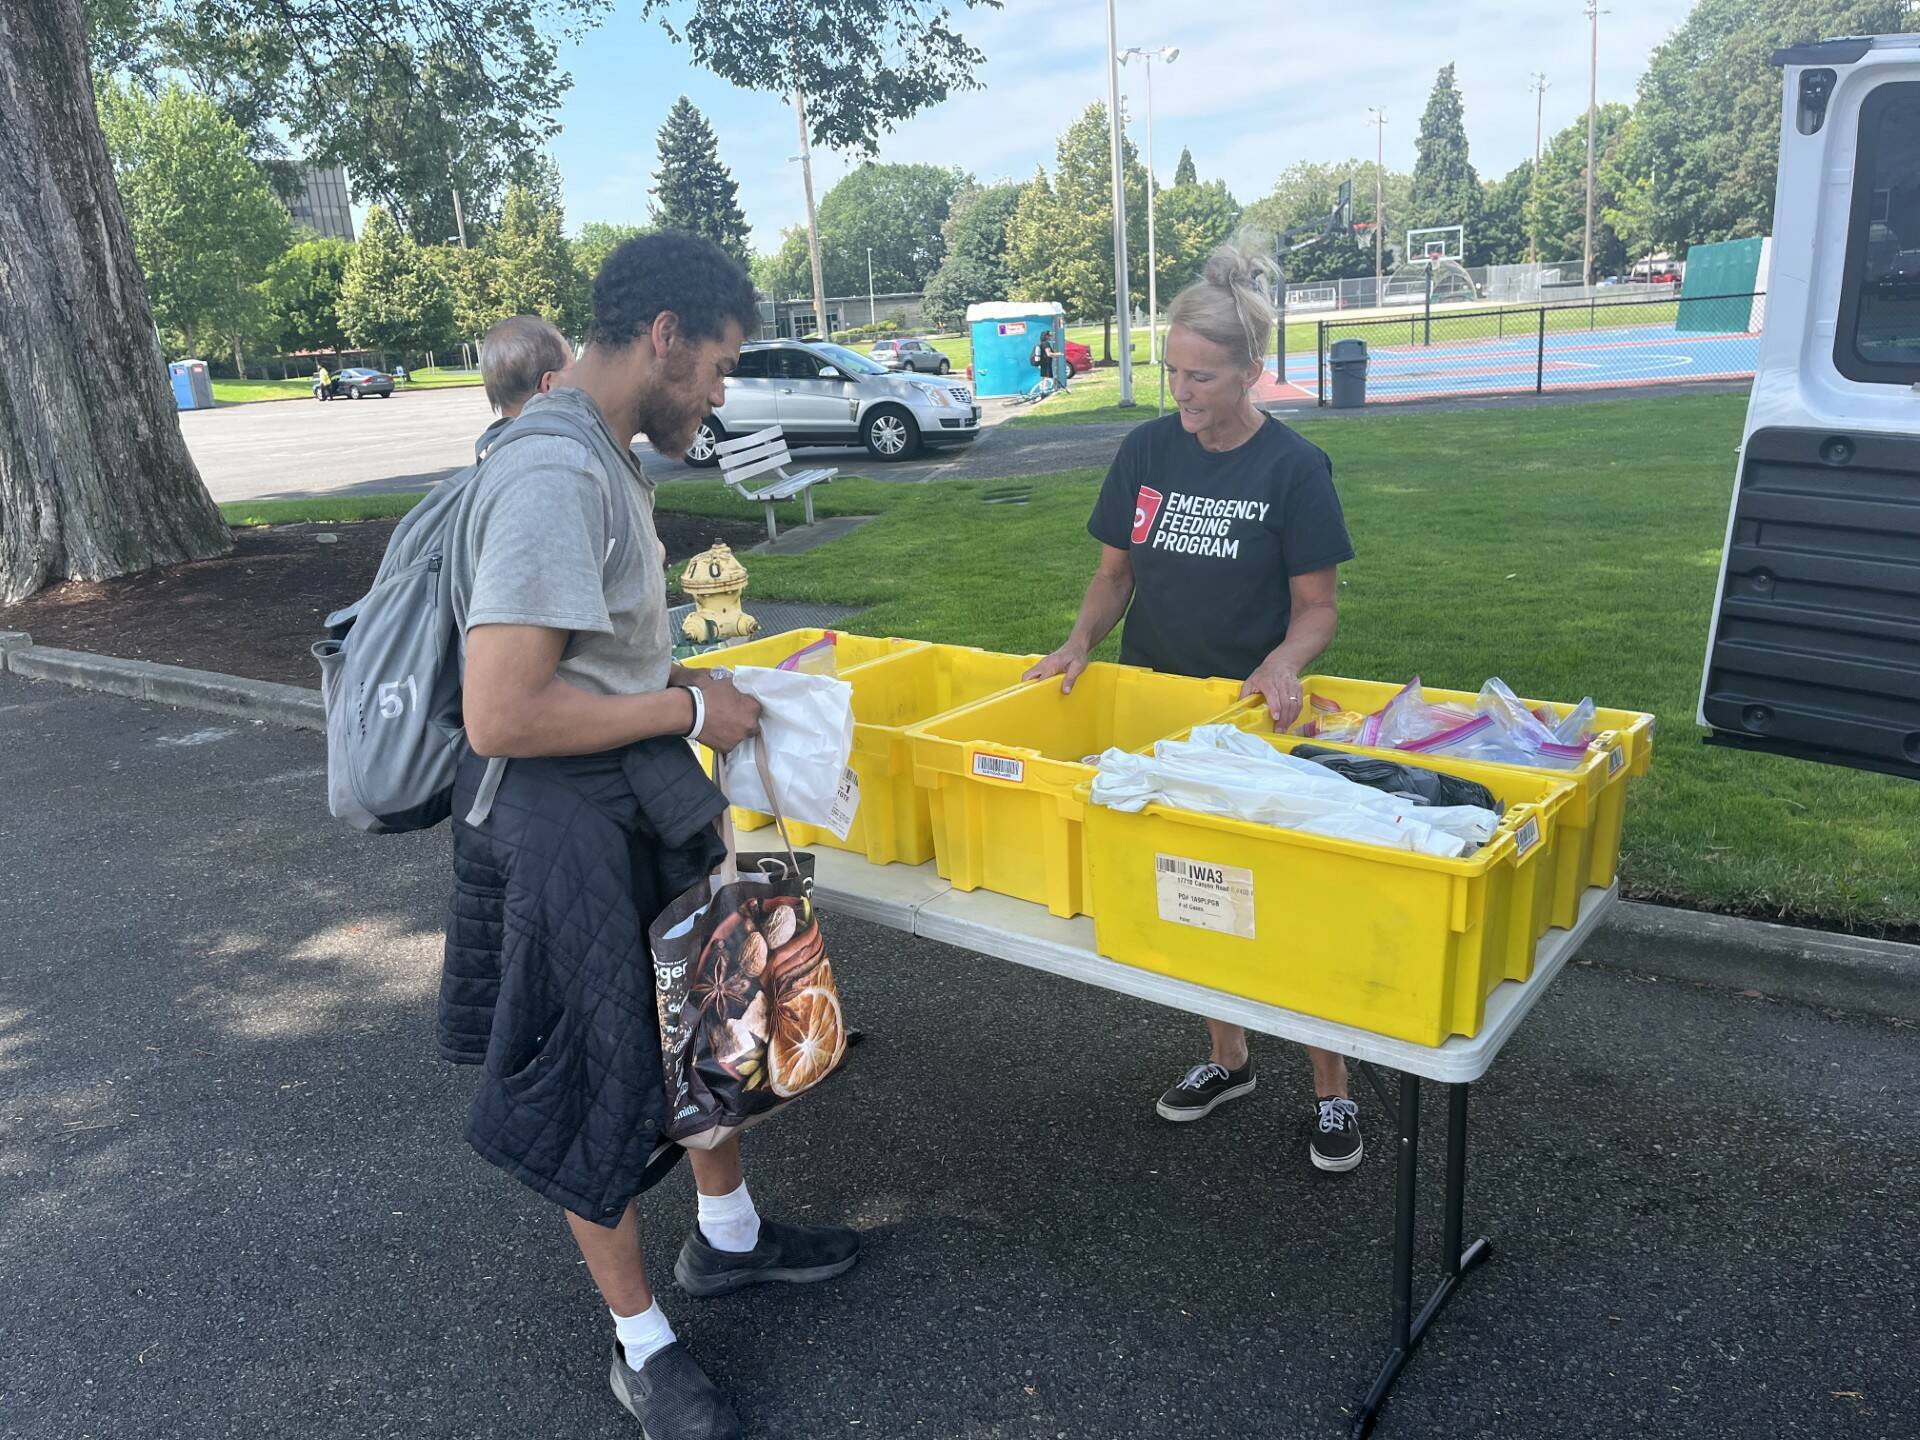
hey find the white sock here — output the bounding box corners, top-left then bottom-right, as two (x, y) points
(696, 1180), (761, 1254)
(610, 1300), (677, 1372)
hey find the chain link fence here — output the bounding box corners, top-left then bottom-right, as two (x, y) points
(1289, 292), (1768, 405)
(1283, 261), (1680, 315)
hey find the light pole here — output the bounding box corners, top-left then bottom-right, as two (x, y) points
(1104, 0), (1134, 407)
(1529, 73), (1550, 266)
(1582, 2), (1606, 289)
(867, 247), (875, 326)
(1121, 43), (1178, 406)
(1367, 107), (1388, 304)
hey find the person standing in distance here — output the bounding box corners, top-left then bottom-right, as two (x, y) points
(1023, 244), (1363, 1172)
(475, 314), (575, 458)
(445, 232), (861, 1440)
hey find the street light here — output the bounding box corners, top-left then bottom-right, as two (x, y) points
(1582, 1), (1609, 289)
(1104, 0), (1134, 408)
(1366, 107), (1388, 303)
(868, 247), (876, 326)
(1121, 43), (1178, 414)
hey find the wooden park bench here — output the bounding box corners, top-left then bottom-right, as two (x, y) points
(716, 427), (836, 543)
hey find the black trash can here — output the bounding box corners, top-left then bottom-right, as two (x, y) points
(1329, 338), (1369, 408)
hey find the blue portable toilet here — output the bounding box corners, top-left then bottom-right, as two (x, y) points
(966, 302), (1066, 397)
(168, 360), (214, 410)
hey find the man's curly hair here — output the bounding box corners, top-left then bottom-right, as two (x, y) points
(590, 231), (760, 349)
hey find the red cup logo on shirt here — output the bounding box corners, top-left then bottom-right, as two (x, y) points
(1131, 485), (1164, 545)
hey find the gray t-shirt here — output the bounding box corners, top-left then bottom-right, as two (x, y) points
(450, 387), (671, 697)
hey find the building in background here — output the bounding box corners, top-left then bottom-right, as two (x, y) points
(760, 291), (928, 340)
(286, 164), (354, 242)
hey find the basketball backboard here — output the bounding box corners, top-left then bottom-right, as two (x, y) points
(1406, 225), (1465, 261)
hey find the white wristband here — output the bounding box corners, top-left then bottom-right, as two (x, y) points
(683, 684), (706, 743)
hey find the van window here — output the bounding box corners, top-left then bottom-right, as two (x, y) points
(1837, 81), (1920, 381)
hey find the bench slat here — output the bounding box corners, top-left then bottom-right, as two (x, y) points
(719, 441), (793, 477)
(714, 425), (784, 455)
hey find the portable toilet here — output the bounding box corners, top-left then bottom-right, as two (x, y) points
(966, 302), (1066, 397)
(168, 360), (214, 410)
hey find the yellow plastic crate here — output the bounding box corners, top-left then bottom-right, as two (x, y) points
(1280, 676), (1655, 930)
(907, 664), (1248, 918)
(1084, 734), (1578, 1045)
(682, 629), (926, 835)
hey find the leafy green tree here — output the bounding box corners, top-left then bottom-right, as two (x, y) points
(1409, 63), (1482, 248)
(1005, 105), (1149, 360)
(1635, 0), (1912, 249)
(1528, 104), (1635, 274)
(490, 182), (587, 332)
(1477, 162), (1534, 268)
(1172, 147), (1197, 188)
(572, 222), (652, 287)
(1241, 160), (1407, 283)
(1157, 179), (1241, 293)
(920, 257), (998, 330)
(97, 79), (293, 376)
(754, 227), (815, 301)
(814, 162), (970, 294)
(427, 244), (504, 345)
(339, 205), (456, 356)
(260, 237), (352, 357)
(650, 97), (751, 265)
(1600, 115), (1661, 267)
(918, 180), (1023, 327)
(637, 1), (997, 153)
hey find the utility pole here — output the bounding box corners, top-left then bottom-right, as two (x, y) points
(867, 247), (875, 325)
(792, 85), (829, 340)
(1583, 2), (1604, 289)
(1105, 0), (1135, 407)
(1529, 73), (1549, 265)
(1122, 45), (1179, 411)
(1367, 107), (1388, 302)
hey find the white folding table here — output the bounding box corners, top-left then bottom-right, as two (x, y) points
(742, 840), (1620, 1437)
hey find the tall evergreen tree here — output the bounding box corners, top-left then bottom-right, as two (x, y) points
(339, 205), (455, 357)
(1172, 147), (1197, 188)
(1409, 63), (1481, 249)
(651, 96), (751, 266)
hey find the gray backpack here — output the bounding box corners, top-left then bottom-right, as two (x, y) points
(312, 409), (633, 833)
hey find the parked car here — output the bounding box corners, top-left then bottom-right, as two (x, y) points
(686, 340), (978, 465)
(316, 366), (394, 400)
(869, 337), (953, 374)
(1063, 339), (1093, 375)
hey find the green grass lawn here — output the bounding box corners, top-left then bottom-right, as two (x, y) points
(219, 493), (429, 528)
(648, 391), (1920, 934)
(210, 366), (483, 406)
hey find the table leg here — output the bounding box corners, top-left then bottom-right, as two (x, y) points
(1349, 1076), (1494, 1439)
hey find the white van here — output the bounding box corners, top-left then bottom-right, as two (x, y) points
(1699, 33), (1920, 780)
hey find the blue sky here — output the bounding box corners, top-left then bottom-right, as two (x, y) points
(546, 0), (1699, 255)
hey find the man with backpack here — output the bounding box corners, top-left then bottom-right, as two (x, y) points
(440, 232), (861, 1438)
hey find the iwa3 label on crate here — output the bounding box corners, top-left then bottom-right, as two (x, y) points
(1154, 854), (1256, 938)
(1514, 816), (1542, 859)
(1607, 745), (1625, 776)
(971, 752), (1025, 783)
(825, 766), (861, 842)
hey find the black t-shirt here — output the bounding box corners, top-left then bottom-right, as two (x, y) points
(1087, 413), (1354, 681)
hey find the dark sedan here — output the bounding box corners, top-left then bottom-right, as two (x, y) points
(316, 367), (395, 400)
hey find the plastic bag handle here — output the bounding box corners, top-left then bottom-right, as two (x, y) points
(709, 735), (804, 887)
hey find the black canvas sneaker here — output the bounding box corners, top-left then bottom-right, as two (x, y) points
(1310, 1096), (1363, 1172)
(674, 1218), (861, 1299)
(1155, 1059), (1256, 1122)
(607, 1342), (743, 1439)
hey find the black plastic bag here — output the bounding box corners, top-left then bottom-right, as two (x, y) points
(1292, 744), (1500, 813)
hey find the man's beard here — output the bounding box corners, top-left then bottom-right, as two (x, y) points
(637, 347), (708, 457)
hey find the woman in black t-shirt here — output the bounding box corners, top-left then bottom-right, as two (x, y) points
(1025, 246), (1364, 1174)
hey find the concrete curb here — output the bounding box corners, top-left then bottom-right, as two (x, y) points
(0, 634), (322, 731)
(2, 632), (1915, 1017)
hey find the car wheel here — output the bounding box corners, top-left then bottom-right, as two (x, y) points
(685, 417), (724, 468)
(862, 405), (919, 460)
(349, 385), (362, 399)
(937, 358), (951, 374)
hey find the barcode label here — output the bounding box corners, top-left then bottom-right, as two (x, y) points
(1155, 854), (1256, 938)
(825, 766), (861, 843)
(971, 752), (1025, 783)
(1514, 816), (1542, 858)
(1607, 745), (1625, 775)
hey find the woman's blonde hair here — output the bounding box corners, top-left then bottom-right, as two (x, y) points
(1166, 241), (1278, 370)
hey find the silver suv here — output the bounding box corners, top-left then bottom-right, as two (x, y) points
(870, 337), (953, 374)
(686, 341), (978, 465)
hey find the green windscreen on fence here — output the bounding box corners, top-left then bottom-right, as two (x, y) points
(1677, 237), (1766, 333)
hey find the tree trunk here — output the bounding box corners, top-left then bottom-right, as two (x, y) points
(1102, 314), (1113, 362)
(0, 0), (232, 604)
(232, 334), (248, 381)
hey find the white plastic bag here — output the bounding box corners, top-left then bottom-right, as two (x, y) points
(1090, 726), (1498, 857)
(721, 667), (859, 839)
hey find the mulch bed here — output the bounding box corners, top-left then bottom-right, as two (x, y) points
(1, 513), (768, 689)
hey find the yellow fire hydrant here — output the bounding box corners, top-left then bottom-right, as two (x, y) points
(679, 542), (759, 645)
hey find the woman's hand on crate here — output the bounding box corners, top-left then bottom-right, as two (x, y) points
(1241, 659), (1305, 729)
(1024, 645), (1090, 695)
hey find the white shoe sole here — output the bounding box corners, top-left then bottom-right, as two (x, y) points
(1310, 1135), (1365, 1172)
(1155, 1076), (1256, 1122)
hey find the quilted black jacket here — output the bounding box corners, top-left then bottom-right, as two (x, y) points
(440, 739), (727, 1224)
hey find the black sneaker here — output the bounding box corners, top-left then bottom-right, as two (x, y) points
(607, 1341), (744, 1439)
(673, 1217), (861, 1299)
(1155, 1059), (1256, 1122)
(1310, 1096), (1363, 1172)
